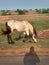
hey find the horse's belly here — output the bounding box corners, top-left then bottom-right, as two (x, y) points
(15, 24), (25, 32)
(17, 29), (24, 32)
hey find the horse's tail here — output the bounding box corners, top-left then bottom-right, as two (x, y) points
(33, 27), (37, 38)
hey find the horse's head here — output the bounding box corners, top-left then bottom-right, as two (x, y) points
(0, 29), (7, 35)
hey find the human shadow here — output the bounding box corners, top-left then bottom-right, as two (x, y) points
(24, 46), (40, 65)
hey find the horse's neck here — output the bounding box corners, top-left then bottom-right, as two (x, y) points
(7, 20), (15, 32)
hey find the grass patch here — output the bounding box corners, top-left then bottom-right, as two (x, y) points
(30, 20), (49, 31)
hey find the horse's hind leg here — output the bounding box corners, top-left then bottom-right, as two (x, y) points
(22, 32), (26, 42)
(26, 31), (32, 42)
(32, 34), (37, 43)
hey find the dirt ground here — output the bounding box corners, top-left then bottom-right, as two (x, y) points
(38, 29), (49, 38)
(0, 47), (49, 56)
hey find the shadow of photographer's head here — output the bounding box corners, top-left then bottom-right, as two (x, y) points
(29, 46), (35, 55)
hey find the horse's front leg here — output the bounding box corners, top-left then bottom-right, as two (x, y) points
(7, 34), (14, 44)
(7, 34), (11, 44)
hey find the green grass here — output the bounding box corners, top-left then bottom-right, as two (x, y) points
(30, 20), (49, 31)
(0, 20), (49, 49)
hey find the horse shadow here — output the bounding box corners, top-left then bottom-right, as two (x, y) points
(14, 34), (32, 41)
(14, 35), (23, 41)
(24, 46), (40, 65)
(15, 37), (21, 41)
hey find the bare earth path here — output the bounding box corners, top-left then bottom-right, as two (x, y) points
(0, 47), (49, 56)
(38, 29), (49, 38)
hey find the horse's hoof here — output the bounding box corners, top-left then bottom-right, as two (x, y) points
(8, 41), (15, 44)
(28, 39), (32, 42)
(23, 40), (25, 42)
(28, 40), (32, 42)
(11, 41), (15, 44)
(8, 42), (11, 44)
(34, 41), (37, 43)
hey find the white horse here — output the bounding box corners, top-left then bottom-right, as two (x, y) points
(2, 20), (37, 44)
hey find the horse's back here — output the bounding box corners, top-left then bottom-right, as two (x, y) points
(6, 20), (33, 32)
(15, 21), (26, 32)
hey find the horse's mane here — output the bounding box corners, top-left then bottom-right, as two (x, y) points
(5, 22), (7, 26)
